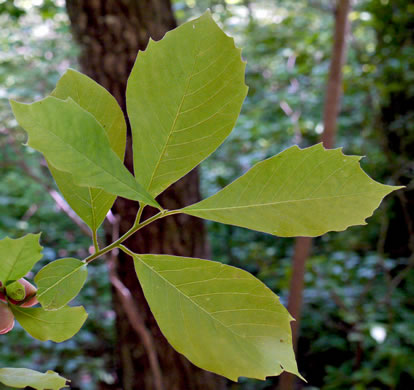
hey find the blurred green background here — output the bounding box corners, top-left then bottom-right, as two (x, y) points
(0, 0), (413, 389)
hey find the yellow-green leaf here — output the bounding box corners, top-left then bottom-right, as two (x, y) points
(0, 368), (68, 390)
(133, 254), (303, 381)
(48, 69), (127, 231)
(127, 11), (248, 197)
(0, 234), (42, 284)
(183, 144), (402, 237)
(35, 258), (88, 311)
(10, 97), (159, 209)
(11, 305), (88, 342)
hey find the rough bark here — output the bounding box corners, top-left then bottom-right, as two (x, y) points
(279, 1), (351, 389)
(65, 1), (226, 389)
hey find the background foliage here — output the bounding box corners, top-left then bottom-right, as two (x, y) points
(0, 0), (413, 389)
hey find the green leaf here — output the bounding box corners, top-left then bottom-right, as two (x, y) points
(10, 97), (160, 209)
(0, 234), (43, 284)
(5, 280), (25, 301)
(35, 258), (88, 310)
(0, 368), (68, 390)
(182, 144), (403, 237)
(51, 69), (127, 158)
(47, 69), (127, 231)
(127, 11), (248, 197)
(133, 254), (303, 381)
(10, 305), (87, 342)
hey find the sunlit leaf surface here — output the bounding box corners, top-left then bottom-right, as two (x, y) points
(10, 97), (159, 208)
(48, 69), (127, 231)
(134, 254), (303, 381)
(127, 12), (248, 197)
(183, 144), (402, 237)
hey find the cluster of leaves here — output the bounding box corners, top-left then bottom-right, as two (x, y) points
(0, 9), (401, 389)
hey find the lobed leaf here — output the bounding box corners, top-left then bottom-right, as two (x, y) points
(10, 305), (87, 342)
(35, 258), (88, 311)
(10, 97), (159, 209)
(133, 254), (303, 381)
(48, 69), (127, 231)
(182, 144), (402, 237)
(0, 368), (68, 390)
(127, 11), (248, 197)
(0, 234), (43, 284)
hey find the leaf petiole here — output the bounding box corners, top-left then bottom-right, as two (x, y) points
(118, 244), (135, 258)
(92, 229), (99, 252)
(84, 207), (179, 264)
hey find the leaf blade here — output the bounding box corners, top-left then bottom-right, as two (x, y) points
(11, 305), (88, 342)
(35, 258), (88, 311)
(10, 97), (159, 209)
(47, 69), (127, 230)
(127, 11), (248, 196)
(182, 144), (402, 237)
(133, 254), (302, 381)
(0, 234), (43, 284)
(0, 368), (68, 390)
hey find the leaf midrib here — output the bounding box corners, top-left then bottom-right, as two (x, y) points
(146, 45), (201, 194)
(186, 190), (387, 212)
(33, 113), (145, 202)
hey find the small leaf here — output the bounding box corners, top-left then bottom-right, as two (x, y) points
(0, 234), (43, 284)
(10, 97), (160, 209)
(35, 258), (88, 310)
(5, 280), (26, 301)
(127, 11), (248, 197)
(11, 305), (88, 342)
(183, 144), (403, 237)
(0, 368), (68, 390)
(133, 254), (303, 381)
(48, 69), (127, 231)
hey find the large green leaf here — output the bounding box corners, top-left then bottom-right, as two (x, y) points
(47, 69), (127, 231)
(0, 234), (42, 284)
(11, 305), (87, 342)
(10, 97), (159, 209)
(35, 258), (88, 310)
(127, 11), (248, 197)
(0, 368), (68, 390)
(182, 144), (402, 237)
(133, 254), (302, 381)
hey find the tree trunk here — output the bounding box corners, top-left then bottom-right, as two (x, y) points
(279, 1), (351, 389)
(65, 1), (226, 389)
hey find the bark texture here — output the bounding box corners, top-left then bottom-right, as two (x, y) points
(279, 1), (351, 389)
(65, 1), (226, 389)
